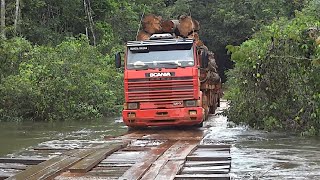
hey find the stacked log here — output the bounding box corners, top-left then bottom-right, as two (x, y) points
(188, 32), (203, 46)
(136, 14), (201, 41)
(177, 15), (200, 37)
(136, 30), (151, 41)
(142, 14), (162, 34)
(161, 20), (179, 33)
(137, 14), (162, 41)
(205, 51), (220, 84)
(135, 14), (220, 85)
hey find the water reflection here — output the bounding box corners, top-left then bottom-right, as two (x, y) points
(203, 100), (320, 179)
(0, 118), (127, 156)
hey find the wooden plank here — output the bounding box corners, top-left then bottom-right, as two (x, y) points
(121, 146), (150, 151)
(175, 174), (230, 180)
(69, 143), (124, 173)
(154, 160), (185, 180)
(0, 158), (47, 165)
(194, 148), (230, 152)
(119, 140), (176, 180)
(197, 145), (231, 149)
(0, 163), (28, 170)
(98, 163), (134, 167)
(33, 147), (74, 151)
(183, 165), (231, 171)
(0, 172), (14, 180)
(190, 151), (230, 157)
(181, 169), (230, 174)
(184, 160), (231, 167)
(85, 166), (130, 177)
(26, 156), (80, 179)
(7, 148), (95, 180)
(186, 156), (231, 161)
(141, 141), (198, 180)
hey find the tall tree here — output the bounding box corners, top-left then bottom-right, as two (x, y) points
(14, 0), (20, 35)
(0, 0), (5, 38)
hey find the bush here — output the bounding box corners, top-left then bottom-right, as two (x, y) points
(0, 37), (123, 122)
(225, 0), (320, 135)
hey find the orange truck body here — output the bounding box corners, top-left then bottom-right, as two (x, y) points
(120, 38), (221, 127)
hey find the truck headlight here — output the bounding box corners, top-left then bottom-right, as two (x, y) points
(184, 100), (197, 107)
(127, 102), (139, 110)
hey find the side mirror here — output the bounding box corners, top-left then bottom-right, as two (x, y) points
(201, 50), (209, 68)
(115, 52), (121, 68)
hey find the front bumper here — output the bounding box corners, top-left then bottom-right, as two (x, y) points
(122, 107), (204, 127)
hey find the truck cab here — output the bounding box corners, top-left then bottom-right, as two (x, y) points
(116, 35), (212, 127)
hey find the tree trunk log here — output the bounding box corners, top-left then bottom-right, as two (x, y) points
(161, 20), (179, 33)
(142, 14), (162, 34)
(136, 30), (151, 41)
(177, 15), (200, 37)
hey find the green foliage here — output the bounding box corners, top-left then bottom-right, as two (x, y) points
(225, 0), (320, 135)
(0, 37), (123, 122)
(0, 37), (32, 81)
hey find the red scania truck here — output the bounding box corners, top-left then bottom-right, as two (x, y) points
(115, 34), (221, 128)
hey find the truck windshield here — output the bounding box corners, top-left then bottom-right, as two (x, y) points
(127, 44), (194, 69)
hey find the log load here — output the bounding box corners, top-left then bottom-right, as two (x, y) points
(188, 32), (204, 46)
(136, 14), (201, 41)
(207, 51), (220, 84)
(136, 30), (151, 41)
(177, 15), (200, 37)
(142, 14), (162, 34)
(136, 14), (162, 41)
(161, 20), (179, 33)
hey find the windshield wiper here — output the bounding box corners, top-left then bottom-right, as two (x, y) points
(128, 63), (152, 70)
(134, 64), (149, 70)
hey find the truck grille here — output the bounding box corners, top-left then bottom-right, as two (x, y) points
(127, 76), (194, 102)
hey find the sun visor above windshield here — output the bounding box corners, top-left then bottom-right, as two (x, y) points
(127, 38), (194, 47)
(129, 43), (193, 53)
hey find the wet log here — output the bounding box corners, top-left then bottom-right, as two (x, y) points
(184, 160), (231, 167)
(0, 172), (14, 180)
(208, 51), (218, 71)
(161, 20), (179, 33)
(6, 149), (92, 180)
(119, 140), (177, 180)
(141, 141), (198, 180)
(188, 32), (204, 46)
(197, 145), (231, 149)
(175, 174), (230, 180)
(0, 163), (28, 170)
(142, 14), (162, 34)
(0, 157), (47, 165)
(69, 143), (125, 173)
(186, 155), (231, 161)
(136, 30), (151, 41)
(177, 15), (200, 37)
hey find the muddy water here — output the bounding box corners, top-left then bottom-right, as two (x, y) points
(203, 100), (320, 180)
(1, 102), (320, 179)
(0, 118), (126, 156)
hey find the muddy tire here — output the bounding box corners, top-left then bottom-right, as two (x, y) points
(209, 104), (217, 114)
(128, 126), (146, 131)
(217, 97), (221, 107)
(194, 121), (203, 128)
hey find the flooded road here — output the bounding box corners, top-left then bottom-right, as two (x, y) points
(0, 118), (126, 157)
(203, 100), (320, 180)
(1, 101), (320, 179)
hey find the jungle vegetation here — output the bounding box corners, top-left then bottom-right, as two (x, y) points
(0, 0), (319, 135)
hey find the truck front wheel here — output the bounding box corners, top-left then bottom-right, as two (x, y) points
(193, 121), (203, 127)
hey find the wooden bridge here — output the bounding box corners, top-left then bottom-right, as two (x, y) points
(0, 100), (231, 180)
(0, 128), (231, 180)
